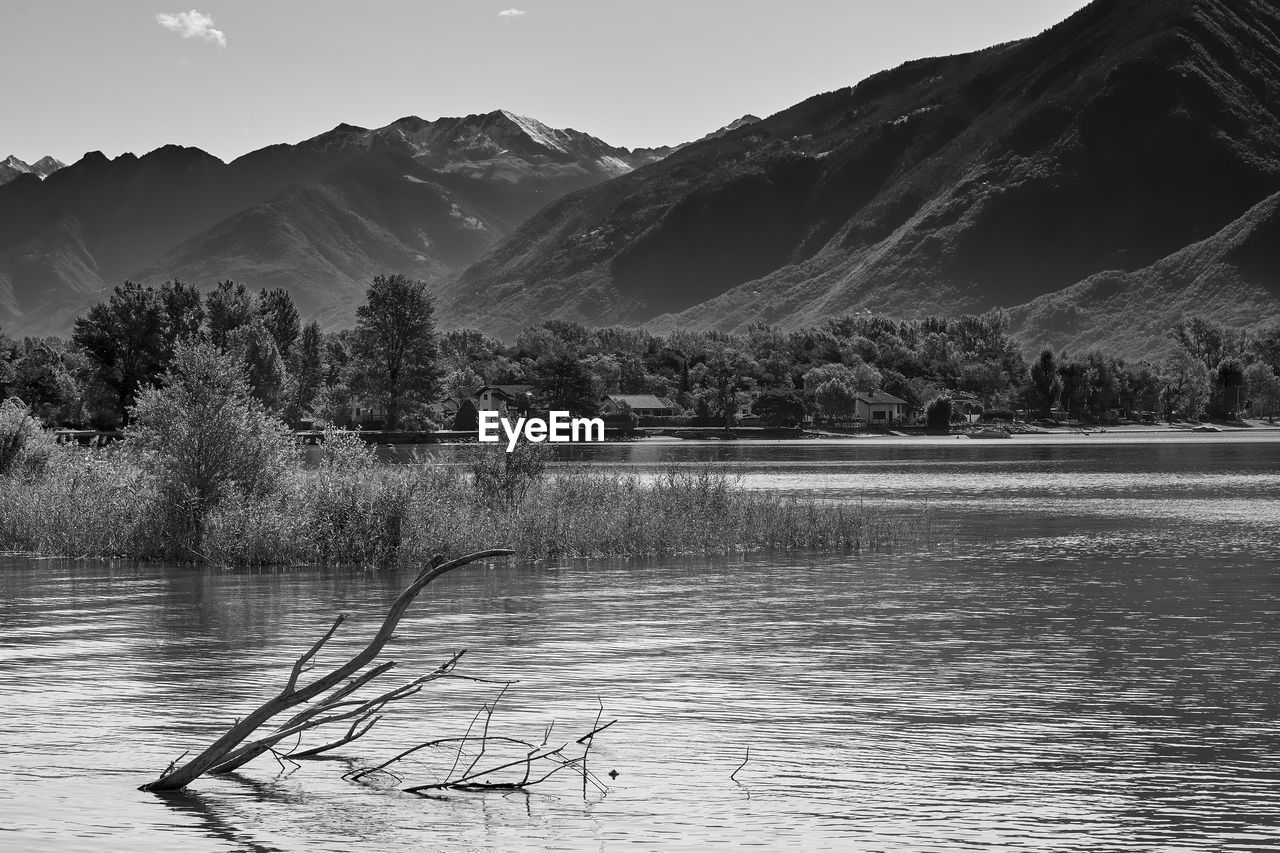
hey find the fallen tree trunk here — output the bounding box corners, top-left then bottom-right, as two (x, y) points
(140, 548), (515, 792)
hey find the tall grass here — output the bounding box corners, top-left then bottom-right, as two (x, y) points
(1, 436), (929, 566)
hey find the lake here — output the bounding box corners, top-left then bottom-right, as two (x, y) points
(3, 435), (1279, 851)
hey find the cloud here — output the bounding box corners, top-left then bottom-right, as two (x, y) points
(156, 10), (226, 46)
(497, 8), (528, 19)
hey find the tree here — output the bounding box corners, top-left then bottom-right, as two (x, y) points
(1078, 351), (1120, 421)
(227, 319), (289, 412)
(814, 378), (858, 424)
(11, 339), (81, 424)
(689, 343), (758, 429)
(439, 329), (505, 379)
(1251, 323), (1280, 374)
(1212, 358), (1247, 419)
(128, 340), (294, 558)
(1120, 360), (1162, 418)
(324, 332), (352, 390)
(926, 395), (953, 433)
(441, 366), (483, 404)
(72, 281), (173, 425)
(534, 351), (597, 414)
(752, 388), (805, 427)
(453, 398), (479, 431)
(1245, 362), (1280, 422)
(1169, 317), (1249, 372)
(161, 280), (205, 347)
(288, 321), (325, 424)
(583, 353), (622, 397)
(258, 288), (301, 358)
(206, 280), (257, 349)
(350, 275), (439, 432)
(1158, 350), (1211, 421)
(802, 361), (879, 423)
(802, 361), (880, 398)
(1057, 356), (1098, 421)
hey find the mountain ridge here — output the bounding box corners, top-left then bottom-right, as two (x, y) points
(0, 110), (701, 335)
(441, 0), (1280, 357)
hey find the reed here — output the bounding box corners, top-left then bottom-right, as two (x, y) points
(1, 438), (929, 566)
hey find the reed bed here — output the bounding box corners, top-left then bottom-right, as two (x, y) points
(1, 437), (929, 566)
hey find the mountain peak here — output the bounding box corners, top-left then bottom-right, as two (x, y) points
(296, 123), (372, 151)
(0, 154), (66, 185)
(494, 109), (572, 153)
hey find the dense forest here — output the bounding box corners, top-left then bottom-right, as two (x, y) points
(3, 276), (1279, 432)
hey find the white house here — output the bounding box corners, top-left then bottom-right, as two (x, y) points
(472, 385), (534, 415)
(855, 391), (909, 425)
(348, 401), (386, 427)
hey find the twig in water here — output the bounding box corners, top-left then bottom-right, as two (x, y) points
(730, 746), (750, 781)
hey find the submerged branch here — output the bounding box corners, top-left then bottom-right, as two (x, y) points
(140, 549), (514, 791)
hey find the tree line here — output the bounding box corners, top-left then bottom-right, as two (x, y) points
(3, 276), (1279, 430)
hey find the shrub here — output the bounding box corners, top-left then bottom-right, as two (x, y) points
(0, 397), (54, 477)
(926, 395), (953, 432)
(127, 341), (295, 558)
(468, 441), (550, 508)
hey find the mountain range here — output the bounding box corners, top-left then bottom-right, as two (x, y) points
(0, 111), (740, 335)
(5, 0), (1280, 358)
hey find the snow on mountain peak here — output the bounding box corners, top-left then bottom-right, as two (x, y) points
(0, 154), (65, 183)
(498, 110), (570, 154)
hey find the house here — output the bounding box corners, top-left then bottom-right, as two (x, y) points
(472, 385), (533, 415)
(348, 401), (386, 428)
(599, 394), (677, 417)
(855, 391), (909, 425)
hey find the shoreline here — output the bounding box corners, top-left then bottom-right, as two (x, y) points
(54, 420), (1280, 451)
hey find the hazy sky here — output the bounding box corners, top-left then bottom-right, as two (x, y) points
(3, 1), (1092, 166)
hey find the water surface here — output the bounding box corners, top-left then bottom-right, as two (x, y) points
(2, 437), (1279, 851)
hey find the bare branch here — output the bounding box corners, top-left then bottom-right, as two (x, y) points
(208, 666), (446, 773)
(397, 698), (617, 795)
(284, 613), (347, 693)
(288, 713), (384, 759)
(346, 735), (537, 782)
(404, 745), (567, 794)
(460, 684), (510, 780)
(141, 549), (515, 791)
(576, 719), (617, 745)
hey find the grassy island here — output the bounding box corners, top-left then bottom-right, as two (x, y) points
(0, 344), (926, 567)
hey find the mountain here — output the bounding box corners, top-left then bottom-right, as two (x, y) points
(443, 0), (1280, 356)
(0, 111), (671, 335)
(0, 155), (65, 184)
(1008, 190), (1280, 356)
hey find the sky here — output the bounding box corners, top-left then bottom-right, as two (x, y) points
(2, 1), (1093, 166)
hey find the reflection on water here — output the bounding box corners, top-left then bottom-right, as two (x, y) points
(2, 439), (1279, 851)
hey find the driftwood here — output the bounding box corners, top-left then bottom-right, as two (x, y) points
(141, 549), (515, 792)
